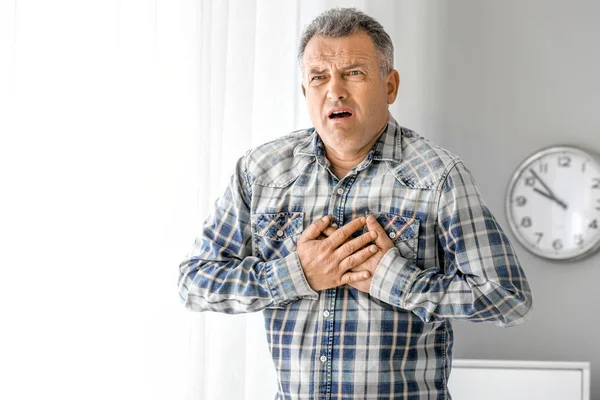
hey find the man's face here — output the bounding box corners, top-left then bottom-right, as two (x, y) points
(302, 31), (399, 154)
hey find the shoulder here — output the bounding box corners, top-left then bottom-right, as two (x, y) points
(392, 128), (464, 189)
(243, 128), (315, 188)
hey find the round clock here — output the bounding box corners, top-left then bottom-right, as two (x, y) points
(505, 145), (600, 261)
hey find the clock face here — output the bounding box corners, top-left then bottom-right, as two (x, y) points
(506, 146), (600, 261)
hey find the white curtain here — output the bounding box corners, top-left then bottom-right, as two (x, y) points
(192, 1), (301, 398)
(190, 1), (444, 399)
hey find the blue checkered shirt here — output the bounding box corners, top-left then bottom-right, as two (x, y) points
(178, 114), (533, 400)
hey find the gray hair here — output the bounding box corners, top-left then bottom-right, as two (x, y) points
(298, 8), (394, 78)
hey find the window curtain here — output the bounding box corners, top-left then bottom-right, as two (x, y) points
(192, 1), (301, 398)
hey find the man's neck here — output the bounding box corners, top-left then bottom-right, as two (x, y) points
(325, 125), (387, 179)
(327, 149), (370, 179)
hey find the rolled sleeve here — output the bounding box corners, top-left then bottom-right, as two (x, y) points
(369, 247), (418, 308)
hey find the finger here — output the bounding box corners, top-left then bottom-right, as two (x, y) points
(322, 227), (337, 237)
(299, 215), (330, 242)
(339, 244), (379, 272)
(326, 216), (366, 248)
(340, 269), (371, 285)
(366, 214), (394, 247)
(335, 230), (377, 260)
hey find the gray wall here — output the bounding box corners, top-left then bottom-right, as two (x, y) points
(428, 1), (600, 398)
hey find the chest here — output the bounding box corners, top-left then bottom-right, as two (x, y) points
(249, 162), (440, 269)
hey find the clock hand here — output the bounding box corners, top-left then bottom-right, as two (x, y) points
(529, 169), (556, 197)
(533, 187), (568, 210)
(528, 168), (568, 210)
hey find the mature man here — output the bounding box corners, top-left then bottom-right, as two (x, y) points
(179, 7), (532, 400)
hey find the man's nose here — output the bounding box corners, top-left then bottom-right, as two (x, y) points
(327, 76), (348, 101)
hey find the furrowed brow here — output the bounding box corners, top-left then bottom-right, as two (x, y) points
(342, 62), (367, 71)
(308, 67), (327, 75)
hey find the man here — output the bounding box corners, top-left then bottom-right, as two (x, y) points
(178, 7), (532, 400)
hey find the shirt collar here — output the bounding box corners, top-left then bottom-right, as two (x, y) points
(293, 128), (329, 166)
(372, 114), (403, 163)
(293, 113), (404, 165)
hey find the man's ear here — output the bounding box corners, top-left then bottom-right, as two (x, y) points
(386, 69), (400, 104)
(301, 83), (306, 98)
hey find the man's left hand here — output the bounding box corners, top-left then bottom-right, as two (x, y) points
(321, 214), (395, 293)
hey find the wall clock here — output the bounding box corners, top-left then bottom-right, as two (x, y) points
(505, 145), (600, 261)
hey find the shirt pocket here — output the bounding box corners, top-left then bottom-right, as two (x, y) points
(251, 212), (304, 261)
(369, 212), (420, 263)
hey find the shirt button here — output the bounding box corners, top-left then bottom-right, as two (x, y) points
(276, 230), (284, 237)
(320, 355), (327, 363)
(323, 310), (330, 317)
(330, 223), (338, 229)
(336, 188), (344, 195)
(389, 231), (397, 239)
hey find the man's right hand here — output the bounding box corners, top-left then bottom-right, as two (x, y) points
(297, 215), (379, 291)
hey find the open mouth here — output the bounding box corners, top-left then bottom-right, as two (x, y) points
(329, 110), (353, 119)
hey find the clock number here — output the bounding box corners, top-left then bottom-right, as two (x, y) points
(538, 163), (548, 174)
(534, 232), (543, 244)
(552, 239), (563, 250)
(574, 234), (584, 247)
(515, 196), (527, 206)
(593, 178), (600, 189)
(558, 155), (571, 167)
(597, 199), (600, 211)
(525, 176), (535, 186)
(521, 217), (532, 228)
(590, 219), (598, 229)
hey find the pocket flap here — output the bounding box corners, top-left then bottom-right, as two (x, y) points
(373, 213), (419, 242)
(252, 212), (304, 241)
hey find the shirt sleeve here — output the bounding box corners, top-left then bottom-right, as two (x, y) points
(369, 161), (533, 327)
(177, 155), (318, 314)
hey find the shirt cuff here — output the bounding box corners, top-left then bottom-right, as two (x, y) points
(369, 247), (418, 308)
(265, 251), (318, 305)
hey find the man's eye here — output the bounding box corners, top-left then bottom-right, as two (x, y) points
(311, 75), (324, 81)
(348, 70), (362, 76)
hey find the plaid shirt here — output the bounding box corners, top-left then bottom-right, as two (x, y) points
(178, 114), (533, 400)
